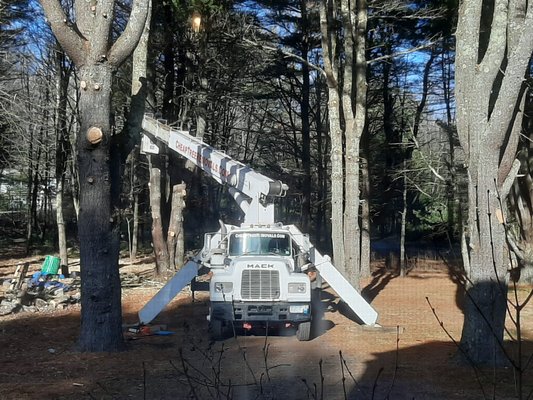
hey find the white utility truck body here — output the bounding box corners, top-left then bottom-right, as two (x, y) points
(139, 115), (378, 340)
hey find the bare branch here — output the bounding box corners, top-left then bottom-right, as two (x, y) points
(411, 135), (446, 182)
(239, 37), (326, 78)
(368, 35), (441, 65)
(500, 158), (521, 200)
(107, 0), (150, 67)
(38, 0), (85, 66)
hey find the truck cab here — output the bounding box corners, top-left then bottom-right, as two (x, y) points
(208, 226), (313, 340)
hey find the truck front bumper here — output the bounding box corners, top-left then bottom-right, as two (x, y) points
(210, 301), (311, 323)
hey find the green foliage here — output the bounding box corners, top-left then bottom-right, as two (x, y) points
(409, 195), (448, 238)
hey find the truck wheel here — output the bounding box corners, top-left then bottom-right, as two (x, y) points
(296, 321), (311, 341)
(209, 319), (225, 340)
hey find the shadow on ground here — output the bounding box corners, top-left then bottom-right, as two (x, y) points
(2, 282), (532, 400)
(0, 292), (341, 399)
(361, 267), (397, 304)
(351, 339), (533, 400)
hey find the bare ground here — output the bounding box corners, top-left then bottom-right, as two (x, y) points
(1, 252), (532, 400)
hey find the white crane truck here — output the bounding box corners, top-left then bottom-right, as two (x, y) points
(138, 115), (378, 340)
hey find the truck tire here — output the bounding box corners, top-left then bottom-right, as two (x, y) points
(296, 321), (311, 341)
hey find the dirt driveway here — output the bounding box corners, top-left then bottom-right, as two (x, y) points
(1, 258), (532, 399)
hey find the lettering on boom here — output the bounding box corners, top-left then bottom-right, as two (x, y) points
(175, 139), (231, 179)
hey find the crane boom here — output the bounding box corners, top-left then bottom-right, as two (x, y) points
(141, 115), (287, 225)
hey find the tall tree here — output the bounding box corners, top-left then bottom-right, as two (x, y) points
(320, 0), (368, 287)
(320, 0), (346, 274)
(124, 0), (152, 262)
(455, 0), (533, 365)
(39, 0), (149, 351)
(54, 43), (73, 269)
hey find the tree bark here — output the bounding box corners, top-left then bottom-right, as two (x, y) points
(400, 166), (407, 277)
(440, 44), (457, 242)
(25, 123), (35, 254)
(455, 0), (533, 365)
(381, 33), (399, 238)
(299, 0), (312, 233)
(320, 0), (345, 273)
(127, 0), (152, 262)
(342, 0), (367, 288)
(39, 0), (149, 352)
(320, 0), (368, 286)
(161, 0), (176, 123)
(149, 156), (170, 275)
(460, 153), (508, 364)
(167, 183), (186, 269)
(76, 64), (124, 352)
(131, 190), (139, 260)
(54, 46), (71, 268)
(314, 73), (328, 248)
(360, 142), (371, 278)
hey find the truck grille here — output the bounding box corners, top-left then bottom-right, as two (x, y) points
(241, 270), (280, 300)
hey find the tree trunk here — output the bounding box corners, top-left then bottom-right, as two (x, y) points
(328, 87), (345, 273)
(25, 126), (35, 255)
(70, 161), (80, 219)
(454, 0), (533, 365)
(343, 113), (361, 287)
(314, 74), (328, 248)
(56, 178), (68, 266)
(27, 123), (44, 253)
(360, 141), (371, 278)
(400, 166), (407, 277)
(319, 0), (345, 273)
(149, 155), (170, 275)
(77, 64), (123, 352)
(459, 153), (508, 364)
(340, 0), (358, 286)
(167, 183), (186, 269)
(380, 35), (400, 238)
(41, 127), (51, 244)
(40, 0), (149, 353)
(161, 0), (176, 122)
(342, 0), (368, 288)
(126, 0), (152, 261)
(131, 191), (139, 260)
(440, 43), (457, 241)
(299, 0), (312, 233)
(54, 47), (71, 268)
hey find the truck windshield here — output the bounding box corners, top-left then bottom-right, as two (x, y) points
(229, 232), (291, 256)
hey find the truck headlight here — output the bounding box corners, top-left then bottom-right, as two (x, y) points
(214, 282), (233, 293)
(288, 283), (306, 293)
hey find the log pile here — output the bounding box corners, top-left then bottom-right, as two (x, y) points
(0, 271), (81, 316)
(0, 263), (161, 316)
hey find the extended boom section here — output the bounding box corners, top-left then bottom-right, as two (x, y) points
(142, 115), (287, 225)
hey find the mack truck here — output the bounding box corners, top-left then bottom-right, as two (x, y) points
(138, 115), (378, 341)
